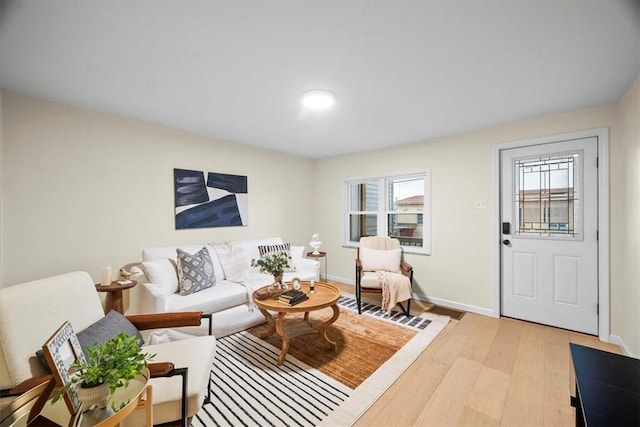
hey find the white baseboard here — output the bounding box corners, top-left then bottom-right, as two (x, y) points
(609, 334), (634, 357)
(413, 293), (495, 318)
(328, 275), (495, 318)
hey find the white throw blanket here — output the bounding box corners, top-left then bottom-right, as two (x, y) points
(376, 270), (412, 315)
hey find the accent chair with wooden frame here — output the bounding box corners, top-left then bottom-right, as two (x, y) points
(0, 271), (215, 427)
(355, 236), (414, 315)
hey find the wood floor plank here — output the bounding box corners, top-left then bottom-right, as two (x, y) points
(569, 331), (622, 353)
(431, 313), (483, 364)
(354, 356), (453, 426)
(543, 327), (574, 426)
(466, 366), (511, 420)
(500, 322), (546, 426)
(483, 317), (523, 375)
(457, 406), (501, 427)
(459, 314), (501, 363)
(414, 357), (483, 426)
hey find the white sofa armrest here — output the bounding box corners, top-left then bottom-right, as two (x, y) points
(140, 283), (170, 313)
(291, 258), (320, 281)
(127, 266), (171, 314)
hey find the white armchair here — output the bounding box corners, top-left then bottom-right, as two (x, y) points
(0, 272), (215, 426)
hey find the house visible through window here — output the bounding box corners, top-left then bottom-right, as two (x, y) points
(344, 171), (430, 254)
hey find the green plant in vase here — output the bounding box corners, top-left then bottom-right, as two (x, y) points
(53, 332), (155, 412)
(251, 251), (292, 296)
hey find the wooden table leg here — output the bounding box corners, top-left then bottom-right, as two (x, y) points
(318, 304), (340, 350)
(303, 311), (312, 326)
(106, 290), (124, 314)
(275, 312), (289, 366)
(257, 307), (276, 339)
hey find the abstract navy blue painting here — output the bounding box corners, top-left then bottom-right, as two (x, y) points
(174, 169), (248, 229)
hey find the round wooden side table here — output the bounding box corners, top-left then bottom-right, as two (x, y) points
(94, 281), (137, 314)
(252, 281), (340, 366)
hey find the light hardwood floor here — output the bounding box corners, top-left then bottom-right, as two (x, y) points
(331, 282), (621, 426)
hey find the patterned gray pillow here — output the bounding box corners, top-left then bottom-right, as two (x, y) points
(176, 247), (216, 295)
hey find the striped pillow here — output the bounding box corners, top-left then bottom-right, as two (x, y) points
(258, 243), (296, 272)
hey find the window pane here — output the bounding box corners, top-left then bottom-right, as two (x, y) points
(514, 153), (580, 237)
(388, 213), (423, 246)
(350, 182), (378, 211)
(389, 177), (424, 211)
(349, 214), (377, 241)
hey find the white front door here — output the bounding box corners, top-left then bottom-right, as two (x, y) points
(500, 137), (598, 334)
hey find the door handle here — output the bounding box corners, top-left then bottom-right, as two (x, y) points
(502, 239), (511, 246)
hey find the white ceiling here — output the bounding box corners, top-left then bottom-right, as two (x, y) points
(1, 1), (638, 159)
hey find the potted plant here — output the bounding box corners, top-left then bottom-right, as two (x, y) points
(53, 332), (155, 413)
(251, 252), (291, 296)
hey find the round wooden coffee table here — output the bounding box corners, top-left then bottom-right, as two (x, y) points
(252, 281), (341, 365)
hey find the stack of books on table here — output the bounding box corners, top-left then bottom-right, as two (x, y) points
(278, 289), (309, 306)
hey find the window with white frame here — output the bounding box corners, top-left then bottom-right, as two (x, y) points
(343, 171), (430, 254)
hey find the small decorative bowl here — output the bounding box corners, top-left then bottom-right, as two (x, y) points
(254, 289), (270, 300)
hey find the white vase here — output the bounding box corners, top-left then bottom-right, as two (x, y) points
(77, 382), (114, 424)
(77, 381), (110, 409)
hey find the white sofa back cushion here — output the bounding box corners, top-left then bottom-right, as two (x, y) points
(143, 244), (224, 282)
(239, 237), (283, 273)
(210, 241), (248, 282)
(142, 258), (179, 295)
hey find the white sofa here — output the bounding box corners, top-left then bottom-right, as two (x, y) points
(129, 237), (319, 337)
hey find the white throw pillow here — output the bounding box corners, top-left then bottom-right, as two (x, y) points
(141, 258), (179, 295)
(359, 247), (402, 273)
(212, 241), (247, 282)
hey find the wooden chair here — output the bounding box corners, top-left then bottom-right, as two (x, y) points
(355, 236), (413, 315)
(0, 377), (55, 427)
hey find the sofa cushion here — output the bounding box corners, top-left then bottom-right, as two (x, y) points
(359, 247), (402, 273)
(142, 258), (179, 295)
(212, 241), (247, 282)
(258, 242), (296, 272)
(176, 247), (216, 296)
(165, 280), (249, 313)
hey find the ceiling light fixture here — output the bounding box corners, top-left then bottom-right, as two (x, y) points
(302, 89), (336, 110)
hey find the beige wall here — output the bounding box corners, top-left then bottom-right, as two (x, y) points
(0, 91), (315, 286)
(611, 74), (640, 356)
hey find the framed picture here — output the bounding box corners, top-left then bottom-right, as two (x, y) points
(290, 277), (302, 291)
(42, 321), (86, 414)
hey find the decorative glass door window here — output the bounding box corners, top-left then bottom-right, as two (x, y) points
(513, 152), (582, 238)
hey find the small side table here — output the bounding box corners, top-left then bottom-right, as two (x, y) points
(306, 251), (327, 282)
(95, 280), (137, 314)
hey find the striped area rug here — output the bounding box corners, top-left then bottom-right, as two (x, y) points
(193, 331), (351, 427)
(337, 295), (433, 330)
